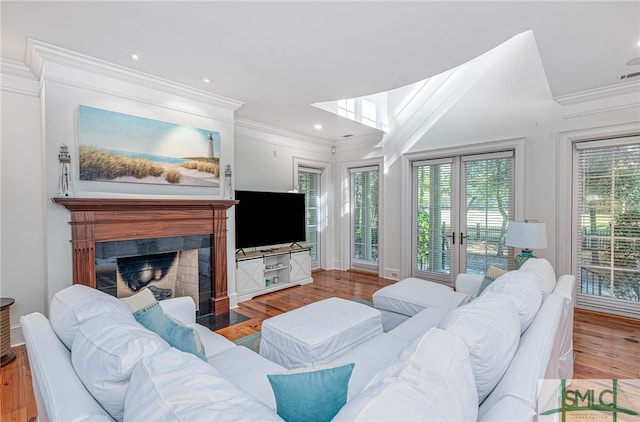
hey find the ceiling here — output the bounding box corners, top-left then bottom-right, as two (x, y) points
(2, 1), (639, 142)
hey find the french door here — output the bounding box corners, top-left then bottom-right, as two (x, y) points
(411, 151), (514, 286)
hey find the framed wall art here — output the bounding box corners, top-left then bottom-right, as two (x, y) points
(78, 105), (221, 189)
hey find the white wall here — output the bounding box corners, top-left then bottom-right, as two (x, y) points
(0, 59), (46, 345)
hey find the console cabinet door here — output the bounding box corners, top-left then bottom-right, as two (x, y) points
(289, 251), (311, 283)
(236, 258), (265, 295)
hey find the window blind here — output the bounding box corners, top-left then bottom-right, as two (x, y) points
(350, 166), (379, 264)
(412, 158), (453, 278)
(298, 168), (321, 263)
(463, 152), (514, 273)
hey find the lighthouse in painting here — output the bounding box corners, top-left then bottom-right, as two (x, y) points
(207, 133), (215, 159)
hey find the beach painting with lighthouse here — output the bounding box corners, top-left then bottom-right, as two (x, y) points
(78, 105), (220, 189)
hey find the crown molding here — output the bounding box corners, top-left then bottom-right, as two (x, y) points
(25, 38), (244, 112)
(0, 58), (39, 96)
(235, 118), (332, 145)
(554, 80), (640, 106)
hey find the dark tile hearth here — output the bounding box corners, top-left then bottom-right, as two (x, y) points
(197, 310), (250, 331)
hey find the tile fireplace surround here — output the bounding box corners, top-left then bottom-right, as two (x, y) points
(54, 198), (238, 315)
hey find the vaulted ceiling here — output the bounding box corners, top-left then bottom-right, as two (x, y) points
(2, 1), (639, 142)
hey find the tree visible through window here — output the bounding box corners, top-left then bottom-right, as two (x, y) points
(576, 140), (640, 304)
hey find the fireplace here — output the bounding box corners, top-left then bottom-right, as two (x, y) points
(54, 198), (237, 315)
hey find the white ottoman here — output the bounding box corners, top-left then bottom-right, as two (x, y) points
(259, 297), (383, 369)
(373, 277), (469, 331)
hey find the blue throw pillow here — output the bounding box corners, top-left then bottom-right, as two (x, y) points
(477, 265), (507, 296)
(267, 363), (354, 422)
(121, 289), (206, 361)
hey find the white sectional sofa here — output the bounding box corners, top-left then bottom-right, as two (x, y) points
(21, 258), (575, 421)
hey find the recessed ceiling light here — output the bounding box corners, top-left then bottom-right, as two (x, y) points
(202, 77), (211, 84)
(314, 124), (322, 130)
(128, 53), (140, 61)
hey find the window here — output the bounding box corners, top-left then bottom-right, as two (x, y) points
(337, 99), (355, 120)
(350, 166), (379, 270)
(574, 139), (640, 310)
(361, 100), (377, 128)
(298, 168), (321, 266)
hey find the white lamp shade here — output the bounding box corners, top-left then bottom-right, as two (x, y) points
(505, 221), (548, 249)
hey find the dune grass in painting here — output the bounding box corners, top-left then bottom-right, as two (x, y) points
(79, 145), (219, 185)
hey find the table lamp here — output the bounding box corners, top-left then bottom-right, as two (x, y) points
(505, 221), (547, 269)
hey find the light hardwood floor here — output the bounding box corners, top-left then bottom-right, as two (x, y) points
(1, 269), (638, 421)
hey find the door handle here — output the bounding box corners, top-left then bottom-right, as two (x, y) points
(448, 232), (456, 245)
(460, 232), (467, 245)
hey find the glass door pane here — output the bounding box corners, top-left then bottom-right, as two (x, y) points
(462, 154), (514, 274)
(412, 159), (454, 284)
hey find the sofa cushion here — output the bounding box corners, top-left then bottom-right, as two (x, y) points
(438, 294), (520, 403)
(125, 348), (283, 421)
(50, 284), (133, 349)
(121, 288), (206, 360)
(71, 312), (170, 421)
(481, 270), (542, 333)
(209, 345), (285, 410)
(333, 328), (477, 421)
(267, 363), (354, 422)
(519, 258), (556, 298)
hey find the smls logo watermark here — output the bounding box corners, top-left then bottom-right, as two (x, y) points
(539, 379), (640, 421)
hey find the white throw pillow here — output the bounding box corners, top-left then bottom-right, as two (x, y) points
(50, 284), (133, 349)
(438, 294), (520, 403)
(519, 258), (557, 298)
(125, 348), (282, 421)
(334, 328), (478, 421)
(481, 270), (542, 333)
(71, 312), (170, 421)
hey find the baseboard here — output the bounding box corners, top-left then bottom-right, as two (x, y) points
(10, 324), (24, 347)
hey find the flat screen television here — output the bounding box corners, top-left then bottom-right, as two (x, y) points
(234, 190), (306, 251)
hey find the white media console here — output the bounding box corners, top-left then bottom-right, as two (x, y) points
(235, 246), (313, 302)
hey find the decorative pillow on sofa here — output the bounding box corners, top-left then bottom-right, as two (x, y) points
(50, 284), (133, 349)
(71, 311), (170, 421)
(121, 288), (206, 361)
(477, 265), (508, 296)
(438, 294), (520, 403)
(125, 348), (282, 421)
(481, 270), (542, 333)
(333, 328), (478, 421)
(267, 363), (355, 422)
(519, 258), (557, 298)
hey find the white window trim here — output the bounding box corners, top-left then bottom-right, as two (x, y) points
(341, 157), (384, 277)
(401, 138), (525, 279)
(293, 157), (332, 270)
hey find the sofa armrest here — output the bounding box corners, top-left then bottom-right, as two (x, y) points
(455, 273), (484, 295)
(20, 313), (114, 421)
(159, 296), (196, 324)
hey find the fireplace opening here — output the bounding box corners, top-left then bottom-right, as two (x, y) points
(95, 235), (212, 315)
